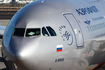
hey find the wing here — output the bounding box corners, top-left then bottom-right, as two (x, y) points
(0, 25), (6, 38)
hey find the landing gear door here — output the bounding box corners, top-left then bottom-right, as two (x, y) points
(63, 13), (84, 48)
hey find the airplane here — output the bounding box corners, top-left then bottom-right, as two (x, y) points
(1, 0), (105, 70)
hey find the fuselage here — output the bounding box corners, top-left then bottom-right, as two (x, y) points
(2, 0), (105, 70)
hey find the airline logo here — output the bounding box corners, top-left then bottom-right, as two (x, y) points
(76, 6), (99, 16)
(56, 45), (63, 52)
(84, 20), (91, 25)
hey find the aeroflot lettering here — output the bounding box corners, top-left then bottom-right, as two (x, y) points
(76, 6), (99, 16)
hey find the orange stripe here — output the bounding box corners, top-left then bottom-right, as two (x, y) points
(90, 62), (105, 70)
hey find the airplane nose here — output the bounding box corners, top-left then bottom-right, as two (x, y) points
(2, 47), (29, 70)
(3, 50), (34, 70)
(3, 36), (39, 70)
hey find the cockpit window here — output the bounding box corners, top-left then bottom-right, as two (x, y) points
(46, 26), (56, 36)
(26, 28), (40, 37)
(12, 27), (56, 37)
(42, 27), (49, 36)
(12, 28), (25, 37)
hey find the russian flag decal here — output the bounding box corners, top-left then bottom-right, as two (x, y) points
(56, 45), (63, 52)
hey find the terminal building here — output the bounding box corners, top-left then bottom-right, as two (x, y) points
(0, 0), (35, 3)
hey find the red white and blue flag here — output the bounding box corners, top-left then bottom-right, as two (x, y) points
(56, 45), (63, 52)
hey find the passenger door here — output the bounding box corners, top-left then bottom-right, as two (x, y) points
(63, 13), (84, 48)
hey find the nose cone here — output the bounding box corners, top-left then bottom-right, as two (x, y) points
(9, 36), (24, 55)
(9, 36), (39, 55)
(5, 36), (39, 70)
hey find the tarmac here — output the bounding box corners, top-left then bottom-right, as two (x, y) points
(0, 20), (9, 70)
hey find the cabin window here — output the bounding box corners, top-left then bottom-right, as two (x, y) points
(26, 28), (40, 37)
(46, 26), (56, 36)
(42, 27), (49, 36)
(12, 28), (25, 37)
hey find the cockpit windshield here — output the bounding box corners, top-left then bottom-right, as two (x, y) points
(46, 26), (56, 36)
(12, 28), (40, 37)
(42, 26), (57, 36)
(12, 26), (56, 37)
(42, 27), (49, 36)
(12, 28), (25, 37)
(26, 28), (40, 37)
